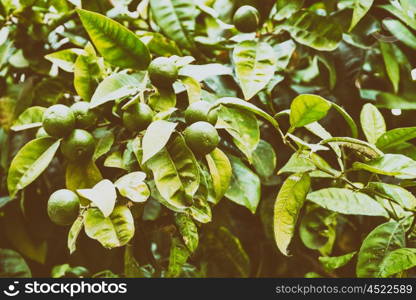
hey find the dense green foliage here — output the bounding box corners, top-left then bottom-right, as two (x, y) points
(1, 0), (416, 278)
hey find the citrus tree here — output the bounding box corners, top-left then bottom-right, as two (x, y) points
(1, 0), (416, 278)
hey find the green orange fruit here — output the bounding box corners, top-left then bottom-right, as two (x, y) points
(47, 189), (80, 226)
(42, 104), (75, 137)
(233, 5), (260, 33)
(184, 121), (220, 155)
(61, 129), (95, 161)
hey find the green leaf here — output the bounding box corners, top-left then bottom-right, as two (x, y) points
(77, 179), (117, 217)
(215, 97), (280, 132)
(175, 213), (199, 253)
(90, 73), (144, 108)
(252, 140), (277, 180)
(279, 11), (343, 51)
(383, 18), (416, 50)
(45, 48), (84, 72)
(11, 106), (45, 131)
(0, 249), (31, 278)
(233, 40), (276, 100)
(166, 237), (190, 278)
(273, 0), (305, 21)
(353, 154), (416, 179)
(180, 76), (201, 104)
(289, 94), (331, 128)
(84, 206), (135, 249)
(376, 127), (416, 151)
(205, 148), (232, 203)
(279, 151), (316, 174)
(149, 0), (197, 49)
(380, 42), (400, 93)
(74, 43), (104, 101)
(93, 131), (115, 161)
(319, 251), (357, 273)
(147, 135), (199, 209)
(217, 106), (259, 162)
(7, 137), (60, 198)
(360, 103), (386, 145)
(225, 155), (261, 214)
(356, 221), (405, 277)
(307, 188), (388, 217)
(77, 9), (150, 69)
(368, 182), (416, 210)
(148, 88), (177, 112)
(349, 0), (374, 31)
(68, 214), (84, 255)
(142, 120), (177, 164)
(66, 160), (102, 191)
(274, 173), (310, 256)
(379, 248), (416, 278)
(115, 172), (150, 203)
(189, 195), (212, 223)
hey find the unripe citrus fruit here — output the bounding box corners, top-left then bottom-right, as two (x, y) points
(233, 5), (260, 33)
(47, 189), (80, 226)
(148, 57), (178, 89)
(42, 104), (75, 137)
(122, 102), (153, 132)
(184, 121), (220, 155)
(61, 129), (95, 161)
(184, 101), (218, 125)
(70, 101), (98, 129)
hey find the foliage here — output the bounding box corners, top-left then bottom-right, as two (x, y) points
(1, 0), (416, 278)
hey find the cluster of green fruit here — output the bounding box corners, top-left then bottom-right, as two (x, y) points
(45, 57), (222, 226)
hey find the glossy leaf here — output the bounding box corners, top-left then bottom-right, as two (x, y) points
(380, 42), (400, 93)
(7, 138), (60, 198)
(215, 97), (280, 132)
(279, 11), (343, 51)
(66, 160), (102, 191)
(84, 206), (135, 249)
(379, 248), (416, 278)
(307, 188), (388, 217)
(274, 173), (310, 256)
(368, 182), (416, 210)
(217, 106), (259, 162)
(68, 214), (84, 255)
(147, 135), (199, 209)
(77, 9), (150, 69)
(350, 0), (374, 31)
(77, 179), (117, 217)
(205, 148), (232, 203)
(142, 120), (177, 164)
(252, 140), (277, 180)
(233, 40), (276, 100)
(356, 221), (405, 277)
(11, 106), (45, 132)
(74, 43), (103, 101)
(45, 48), (84, 72)
(360, 103), (386, 145)
(225, 155), (261, 214)
(149, 0), (197, 49)
(376, 127), (416, 150)
(290, 94), (331, 128)
(90, 73), (144, 108)
(353, 154), (416, 179)
(115, 172), (150, 203)
(93, 131), (115, 161)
